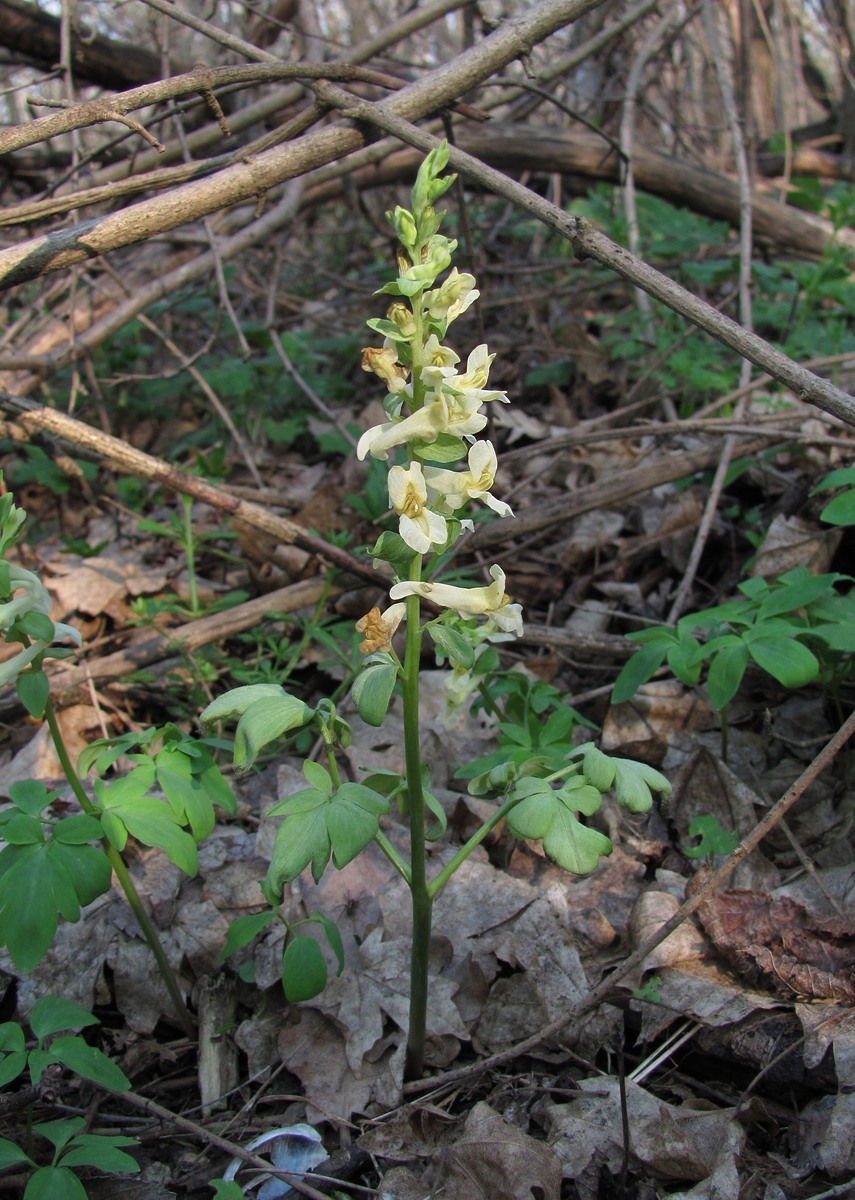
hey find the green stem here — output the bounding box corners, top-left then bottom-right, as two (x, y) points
(44, 699), (197, 1040)
(401, 558), (432, 1082)
(427, 790), (524, 900)
(374, 831), (412, 886)
(180, 495), (199, 616)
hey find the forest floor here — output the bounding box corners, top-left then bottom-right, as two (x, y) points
(2, 235), (855, 1199)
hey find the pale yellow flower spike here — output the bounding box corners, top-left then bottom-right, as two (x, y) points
(390, 565), (523, 637)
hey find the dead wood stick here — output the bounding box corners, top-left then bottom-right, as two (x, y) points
(307, 88), (855, 430)
(459, 125), (855, 259)
(468, 437), (773, 549)
(404, 704), (855, 1094)
(0, 392), (380, 588)
(0, 0), (604, 291)
(48, 576), (329, 698)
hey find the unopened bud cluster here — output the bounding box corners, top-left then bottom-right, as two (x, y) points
(357, 142), (522, 652)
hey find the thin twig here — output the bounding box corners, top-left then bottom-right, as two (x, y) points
(269, 329), (358, 451)
(118, 1089), (333, 1200)
(667, 0), (756, 622)
(134, 311), (264, 488)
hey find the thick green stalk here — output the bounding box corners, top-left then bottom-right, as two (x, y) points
(401, 558), (432, 1081)
(44, 699), (197, 1040)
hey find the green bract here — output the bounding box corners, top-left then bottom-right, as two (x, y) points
(351, 652), (398, 727)
(201, 685), (311, 771)
(506, 776), (611, 876)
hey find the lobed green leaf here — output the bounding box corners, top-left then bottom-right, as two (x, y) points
(282, 935), (328, 1002)
(44, 1036), (131, 1092)
(29, 996), (99, 1041)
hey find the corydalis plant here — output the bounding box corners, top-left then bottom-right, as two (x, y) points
(202, 143), (670, 1082)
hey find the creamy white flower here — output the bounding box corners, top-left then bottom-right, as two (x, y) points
(357, 394), (487, 461)
(441, 664), (478, 725)
(426, 269), (479, 324)
(442, 393), (489, 440)
(421, 335), (459, 370)
(0, 585), (81, 687)
(388, 462), (448, 554)
(444, 344), (508, 405)
(423, 441), (513, 518)
(390, 564), (523, 637)
(0, 566), (52, 630)
(357, 403), (442, 461)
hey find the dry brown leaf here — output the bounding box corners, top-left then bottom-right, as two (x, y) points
(441, 1102), (562, 1200)
(749, 513), (841, 578)
(793, 1091), (855, 1179)
(277, 1006), (393, 1122)
(47, 555), (169, 616)
(796, 1003), (855, 1087)
(688, 871), (855, 1002)
(602, 680), (716, 763)
(548, 1077), (743, 1192)
(3, 704), (100, 790)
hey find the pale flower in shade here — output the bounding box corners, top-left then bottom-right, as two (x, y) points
(425, 269), (479, 324)
(445, 344), (509, 405)
(423, 441), (513, 518)
(388, 462), (448, 554)
(421, 335), (459, 370)
(0, 565), (81, 686)
(355, 602), (407, 654)
(357, 393), (487, 461)
(389, 564), (523, 637)
(0, 565), (51, 629)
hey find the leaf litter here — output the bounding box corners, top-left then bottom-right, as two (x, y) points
(3, 359), (855, 1199)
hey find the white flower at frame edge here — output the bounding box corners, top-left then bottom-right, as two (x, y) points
(424, 441), (513, 518)
(390, 564), (523, 637)
(388, 462), (448, 554)
(0, 565), (52, 630)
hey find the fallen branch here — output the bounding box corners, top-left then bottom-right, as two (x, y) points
(0, 392), (380, 587)
(309, 94), (855, 430)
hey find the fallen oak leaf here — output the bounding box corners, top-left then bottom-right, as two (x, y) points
(687, 869), (855, 1003)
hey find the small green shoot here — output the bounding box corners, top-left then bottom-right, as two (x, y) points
(684, 814), (739, 859)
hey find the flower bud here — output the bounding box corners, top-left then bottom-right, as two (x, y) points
(387, 303), (416, 338)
